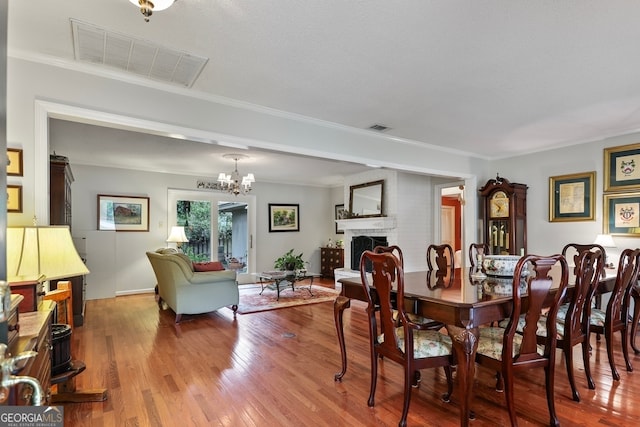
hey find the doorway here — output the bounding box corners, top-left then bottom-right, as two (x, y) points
(440, 184), (464, 267)
(168, 189), (256, 282)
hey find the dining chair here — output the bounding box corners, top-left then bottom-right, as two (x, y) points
(476, 254), (568, 427)
(427, 243), (455, 273)
(360, 250), (454, 427)
(536, 250), (603, 402)
(469, 243), (489, 268)
(588, 248), (640, 381)
(561, 243), (606, 276)
(629, 282), (640, 355)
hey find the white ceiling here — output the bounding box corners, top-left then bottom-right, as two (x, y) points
(10, 1), (640, 184)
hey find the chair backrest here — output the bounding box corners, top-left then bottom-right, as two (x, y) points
(427, 244), (454, 272)
(607, 248), (640, 324)
(373, 245), (404, 266)
(469, 243), (489, 267)
(563, 250), (604, 339)
(561, 243), (606, 276)
(503, 254), (569, 361)
(360, 250), (405, 360)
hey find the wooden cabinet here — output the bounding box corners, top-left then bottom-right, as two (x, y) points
(50, 154), (86, 326)
(50, 155), (74, 227)
(320, 247), (344, 278)
(9, 281), (45, 313)
(6, 301), (54, 406)
(479, 176), (528, 256)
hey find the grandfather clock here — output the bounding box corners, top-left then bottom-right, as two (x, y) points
(479, 175), (528, 256)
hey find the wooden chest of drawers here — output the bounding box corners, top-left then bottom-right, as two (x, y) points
(320, 247), (344, 279)
(6, 301), (54, 406)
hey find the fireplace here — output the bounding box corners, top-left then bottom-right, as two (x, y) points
(352, 235), (389, 272)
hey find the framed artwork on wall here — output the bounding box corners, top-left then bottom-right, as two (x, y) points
(604, 142), (640, 192)
(335, 204), (345, 234)
(7, 185), (22, 212)
(603, 192), (640, 236)
(548, 171), (595, 222)
(268, 203), (299, 232)
(7, 148), (23, 176)
(97, 194), (150, 231)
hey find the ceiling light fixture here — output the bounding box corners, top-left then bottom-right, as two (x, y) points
(129, 0), (176, 22)
(217, 154), (255, 196)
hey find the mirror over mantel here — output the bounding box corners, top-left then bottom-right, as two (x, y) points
(349, 180), (384, 218)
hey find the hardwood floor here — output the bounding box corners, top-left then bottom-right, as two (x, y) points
(63, 279), (640, 426)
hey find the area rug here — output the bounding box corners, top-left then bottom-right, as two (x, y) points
(237, 283), (339, 314)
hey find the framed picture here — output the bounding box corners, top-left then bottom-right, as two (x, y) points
(98, 194), (150, 231)
(603, 192), (640, 236)
(335, 204), (345, 234)
(7, 148), (23, 176)
(268, 203), (299, 232)
(549, 171), (595, 222)
(604, 142), (640, 192)
(7, 185), (22, 213)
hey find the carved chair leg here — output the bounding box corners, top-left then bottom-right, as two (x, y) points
(582, 339), (595, 390)
(441, 366), (453, 403)
(545, 365), (560, 427)
(563, 345), (580, 402)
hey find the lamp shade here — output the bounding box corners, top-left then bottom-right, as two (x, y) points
(166, 226), (188, 243)
(594, 234), (616, 248)
(7, 226), (89, 283)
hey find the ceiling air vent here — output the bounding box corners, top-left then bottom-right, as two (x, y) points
(368, 124), (391, 132)
(71, 19), (208, 88)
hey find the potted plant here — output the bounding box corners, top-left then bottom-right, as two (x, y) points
(274, 249), (305, 271)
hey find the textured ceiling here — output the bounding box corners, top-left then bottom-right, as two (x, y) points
(9, 1), (640, 182)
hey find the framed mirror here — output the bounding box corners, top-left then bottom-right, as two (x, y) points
(349, 180), (384, 218)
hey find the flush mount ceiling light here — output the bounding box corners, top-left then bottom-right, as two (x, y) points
(129, 0), (176, 22)
(217, 154), (255, 196)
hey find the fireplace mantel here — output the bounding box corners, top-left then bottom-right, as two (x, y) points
(336, 216), (396, 231)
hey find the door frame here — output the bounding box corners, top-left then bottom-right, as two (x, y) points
(168, 188), (256, 283)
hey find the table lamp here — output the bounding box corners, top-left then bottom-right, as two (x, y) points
(166, 226), (189, 250)
(7, 226), (89, 285)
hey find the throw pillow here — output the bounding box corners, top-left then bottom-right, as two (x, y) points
(193, 261), (225, 272)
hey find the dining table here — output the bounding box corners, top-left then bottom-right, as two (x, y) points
(333, 266), (617, 427)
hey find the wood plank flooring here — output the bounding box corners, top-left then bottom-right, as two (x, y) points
(63, 279), (640, 426)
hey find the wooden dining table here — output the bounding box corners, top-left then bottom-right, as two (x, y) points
(333, 266), (617, 427)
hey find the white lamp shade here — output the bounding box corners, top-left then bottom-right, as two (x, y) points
(7, 226), (89, 283)
(129, 0), (175, 11)
(166, 226), (189, 243)
(594, 234), (616, 248)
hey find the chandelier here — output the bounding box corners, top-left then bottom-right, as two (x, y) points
(217, 154), (255, 196)
(129, 0), (176, 22)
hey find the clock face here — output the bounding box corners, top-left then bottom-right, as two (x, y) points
(490, 191), (509, 218)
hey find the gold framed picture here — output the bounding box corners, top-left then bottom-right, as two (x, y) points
(549, 172), (595, 222)
(604, 143), (640, 192)
(7, 148), (23, 176)
(7, 185), (22, 213)
(603, 191), (640, 236)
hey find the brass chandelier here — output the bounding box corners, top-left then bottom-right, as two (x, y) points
(129, 0), (176, 22)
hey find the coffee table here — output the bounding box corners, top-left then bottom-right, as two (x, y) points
(257, 271), (320, 300)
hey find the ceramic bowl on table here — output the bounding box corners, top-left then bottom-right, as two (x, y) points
(482, 255), (522, 277)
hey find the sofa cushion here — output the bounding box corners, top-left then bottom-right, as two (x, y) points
(193, 261), (225, 272)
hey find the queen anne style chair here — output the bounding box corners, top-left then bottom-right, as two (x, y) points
(360, 250), (454, 427)
(588, 248), (640, 381)
(426, 243), (455, 273)
(630, 281), (640, 355)
(476, 254), (568, 427)
(536, 250), (604, 402)
(469, 242), (489, 268)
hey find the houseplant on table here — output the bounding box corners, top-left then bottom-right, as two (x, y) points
(274, 249), (305, 272)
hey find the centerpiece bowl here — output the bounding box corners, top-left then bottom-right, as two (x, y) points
(482, 255), (522, 277)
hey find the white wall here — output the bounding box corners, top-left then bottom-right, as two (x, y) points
(71, 164), (334, 299)
(490, 132), (640, 261)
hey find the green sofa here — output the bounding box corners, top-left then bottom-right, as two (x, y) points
(146, 248), (239, 323)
